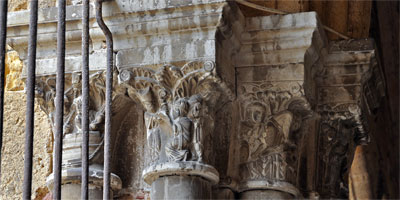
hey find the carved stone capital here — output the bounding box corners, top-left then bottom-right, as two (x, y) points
(316, 103), (370, 198)
(118, 60), (233, 184)
(35, 72), (108, 167)
(236, 81), (311, 197)
(232, 12), (328, 198)
(315, 39), (375, 198)
(35, 72), (122, 192)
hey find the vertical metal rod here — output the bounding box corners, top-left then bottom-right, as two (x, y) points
(0, 0), (7, 178)
(95, 0), (113, 198)
(54, 0), (66, 199)
(22, 0), (38, 199)
(81, 0), (90, 199)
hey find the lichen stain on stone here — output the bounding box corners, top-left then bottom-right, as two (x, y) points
(5, 45), (24, 91)
(34, 187), (50, 200)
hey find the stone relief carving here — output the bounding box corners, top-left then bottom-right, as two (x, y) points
(316, 104), (369, 198)
(118, 61), (232, 165)
(237, 82), (311, 185)
(35, 72), (107, 167)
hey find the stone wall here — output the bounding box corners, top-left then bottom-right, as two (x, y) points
(0, 92), (53, 200)
(0, 46), (52, 199)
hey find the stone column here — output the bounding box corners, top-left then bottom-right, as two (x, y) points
(119, 61), (233, 199)
(35, 72), (122, 199)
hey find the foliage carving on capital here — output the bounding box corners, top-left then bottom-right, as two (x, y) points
(118, 61), (233, 165)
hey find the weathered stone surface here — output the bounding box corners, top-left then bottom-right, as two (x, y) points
(313, 39), (375, 199)
(0, 92), (52, 200)
(227, 11), (326, 199)
(4, 45), (24, 91)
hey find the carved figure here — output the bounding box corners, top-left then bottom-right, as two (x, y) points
(165, 98), (192, 161)
(35, 72), (108, 167)
(317, 105), (369, 198)
(190, 96), (203, 161)
(238, 82), (309, 185)
(119, 61), (233, 164)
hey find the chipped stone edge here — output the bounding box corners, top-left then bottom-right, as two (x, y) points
(46, 164), (122, 191)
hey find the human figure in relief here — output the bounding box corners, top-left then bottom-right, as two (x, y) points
(190, 96), (203, 162)
(165, 98), (192, 161)
(245, 102), (292, 161)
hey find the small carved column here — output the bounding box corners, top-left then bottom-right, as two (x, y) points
(35, 72), (122, 199)
(118, 61), (232, 199)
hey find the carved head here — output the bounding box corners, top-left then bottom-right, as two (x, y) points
(137, 88), (156, 113)
(72, 73), (81, 86)
(248, 103), (266, 124)
(172, 98), (189, 119)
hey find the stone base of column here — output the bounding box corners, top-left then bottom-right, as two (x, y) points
(151, 176), (212, 199)
(239, 180), (301, 199)
(143, 161), (219, 200)
(240, 190), (293, 199)
(46, 164), (122, 199)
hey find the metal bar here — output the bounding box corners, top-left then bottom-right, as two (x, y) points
(22, 0), (38, 199)
(95, 0), (113, 198)
(54, 0), (66, 199)
(0, 0), (7, 178)
(81, 0), (90, 198)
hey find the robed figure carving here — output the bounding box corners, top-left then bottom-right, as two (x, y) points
(119, 61), (232, 165)
(238, 83), (310, 191)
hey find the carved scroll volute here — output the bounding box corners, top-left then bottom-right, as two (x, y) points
(35, 72), (108, 167)
(236, 82), (312, 197)
(118, 61), (233, 166)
